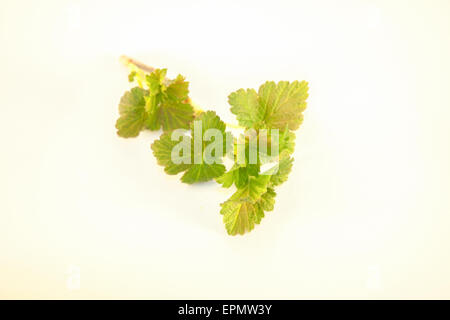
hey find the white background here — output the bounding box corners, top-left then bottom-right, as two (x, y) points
(1, 0), (450, 298)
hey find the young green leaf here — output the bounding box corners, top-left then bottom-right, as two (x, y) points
(257, 188), (276, 213)
(221, 199), (261, 235)
(145, 68), (167, 95)
(166, 75), (189, 102)
(115, 87), (148, 138)
(151, 111), (230, 184)
(150, 132), (191, 175)
(116, 69), (194, 137)
(228, 88), (263, 129)
(216, 164), (259, 188)
(254, 187), (277, 224)
(277, 127), (296, 155)
(157, 100), (195, 132)
(128, 70), (137, 82)
(220, 175), (275, 235)
(145, 69), (194, 131)
(228, 80), (308, 130)
(263, 150), (294, 187)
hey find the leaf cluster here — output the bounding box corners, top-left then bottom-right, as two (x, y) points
(116, 66), (308, 235)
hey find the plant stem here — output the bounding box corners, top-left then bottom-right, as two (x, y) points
(119, 55), (155, 74)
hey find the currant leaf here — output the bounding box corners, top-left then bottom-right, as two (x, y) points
(166, 75), (189, 102)
(216, 164), (260, 189)
(263, 151), (294, 187)
(221, 199), (260, 235)
(228, 80), (308, 130)
(115, 87), (148, 138)
(220, 175), (274, 235)
(145, 69), (194, 131)
(116, 69), (194, 137)
(151, 111), (230, 184)
(151, 132), (191, 175)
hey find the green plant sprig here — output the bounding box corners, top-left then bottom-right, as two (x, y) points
(115, 56), (309, 235)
